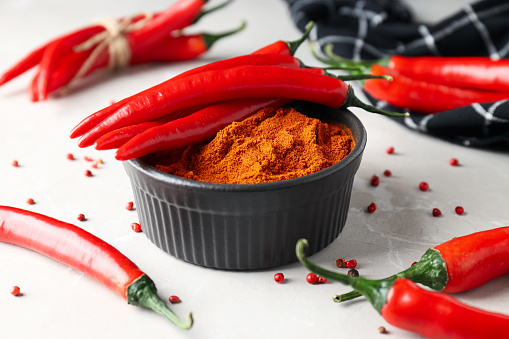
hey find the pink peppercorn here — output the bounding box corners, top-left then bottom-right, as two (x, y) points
(169, 295), (181, 303)
(131, 222), (142, 233)
(346, 259), (358, 269)
(455, 206), (465, 215)
(317, 276), (328, 284)
(432, 208), (442, 217)
(383, 170), (392, 177)
(85, 170), (93, 177)
(125, 201), (134, 211)
(77, 214), (86, 221)
(419, 182), (429, 191)
(449, 158), (459, 166)
(367, 202), (376, 213)
(11, 160), (19, 167)
(26, 198), (35, 205)
(386, 146), (394, 154)
(306, 273), (318, 284)
(66, 153), (74, 160)
(10, 286), (21, 296)
(274, 273), (284, 284)
(370, 175), (380, 187)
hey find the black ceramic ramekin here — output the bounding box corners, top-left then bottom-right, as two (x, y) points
(123, 101), (367, 270)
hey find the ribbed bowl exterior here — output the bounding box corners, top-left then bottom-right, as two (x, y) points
(123, 102), (366, 270)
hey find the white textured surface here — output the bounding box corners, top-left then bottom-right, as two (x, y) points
(0, 1), (508, 338)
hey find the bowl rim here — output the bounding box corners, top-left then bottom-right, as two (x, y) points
(125, 107), (367, 193)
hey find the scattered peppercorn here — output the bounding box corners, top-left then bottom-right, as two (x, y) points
(367, 202), (377, 213)
(346, 259), (358, 269)
(318, 276), (328, 284)
(168, 295), (181, 304)
(378, 326), (388, 334)
(370, 175), (380, 187)
(11, 160), (19, 167)
(125, 201), (134, 211)
(77, 213), (86, 221)
(347, 269), (359, 277)
(84, 156), (94, 162)
(386, 146), (394, 154)
(432, 208), (442, 217)
(449, 158), (459, 166)
(274, 272), (284, 283)
(336, 258), (346, 268)
(455, 206), (465, 215)
(85, 170), (93, 177)
(419, 181), (429, 191)
(10, 286), (21, 296)
(131, 222), (142, 233)
(66, 153), (75, 160)
(411, 261), (418, 266)
(306, 272), (318, 284)
(383, 169), (392, 177)
(26, 198), (35, 205)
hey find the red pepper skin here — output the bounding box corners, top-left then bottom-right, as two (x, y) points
(94, 106), (202, 150)
(381, 278), (509, 339)
(436, 226), (509, 293)
(115, 98), (290, 160)
(253, 41), (293, 56)
(127, 0), (207, 53)
(0, 205), (143, 297)
(0, 205), (192, 328)
(389, 55), (509, 93)
(76, 66), (349, 147)
(365, 64), (509, 113)
(69, 54), (302, 139)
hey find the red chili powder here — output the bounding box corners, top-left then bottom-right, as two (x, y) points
(146, 106), (355, 184)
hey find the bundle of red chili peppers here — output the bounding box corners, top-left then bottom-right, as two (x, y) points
(0, 0), (243, 101)
(296, 226), (509, 339)
(315, 44), (509, 114)
(70, 22), (406, 161)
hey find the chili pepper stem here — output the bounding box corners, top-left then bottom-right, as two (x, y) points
(127, 274), (193, 329)
(193, 0), (232, 23)
(342, 85), (408, 118)
(202, 21), (246, 48)
(286, 21), (314, 56)
(334, 248), (449, 302)
(296, 239), (392, 313)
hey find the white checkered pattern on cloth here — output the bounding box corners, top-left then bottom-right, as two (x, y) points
(284, 0), (509, 148)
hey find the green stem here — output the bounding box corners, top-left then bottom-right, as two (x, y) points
(333, 248), (448, 303)
(203, 21), (246, 48)
(296, 239), (393, 313)
(342, 86), (408, 118)
(194, 0), (234, 23)
(285, 21), (314, 56)
(127, 275), (193, 329)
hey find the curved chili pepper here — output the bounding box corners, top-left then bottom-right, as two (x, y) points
(365, 64), (509, 113)
(69, 53), (304, 139)
(388, 55), (509, 93)
(114, 98), (290, 160)
(94, 105), (205, 150)
(127, 0), (208, 53)
(0, 205), (192, 329)
(252, 21), (314, 56)
(296, 239), (509, 339)
(76, 65), (404, 148)
(337, 226), (509, 303)
(131, 21), (246, 63)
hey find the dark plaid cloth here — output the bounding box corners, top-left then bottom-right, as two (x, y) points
(283, 0), (509, 148)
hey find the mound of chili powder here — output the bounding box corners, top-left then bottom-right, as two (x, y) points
(145, 106), (355, 184)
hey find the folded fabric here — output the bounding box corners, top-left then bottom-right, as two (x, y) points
(283, 0), (509, 148)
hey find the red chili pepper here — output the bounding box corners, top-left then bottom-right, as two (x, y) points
(69, 53), (303, 139)
(131, 22), (246, 64)
(76, 65), (403, 148)
(334, 226), (509, 302)
(296, 239), (509, 339)
(114, 98), (290, 160)
(364, 64), (509, 114)
(0, 205), (192, 328)
(127, 0), (208, 52)
(252, 21), (314, 56)
(388, 55), (509, 92)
